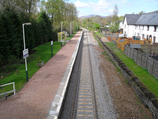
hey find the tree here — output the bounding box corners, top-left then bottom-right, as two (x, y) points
(109, 4), (119, 33)
(38, 11), (52, 43)
(105, 15), (113, 25)
(93, 23), (100, 29)
(139, 11), (146, 15)
(112, 4), (119, 23)
(92, 16), (102, 26)
(15, 0), (40, 20)
(108, 22), (119, 33)
(119, 16), (124, 22)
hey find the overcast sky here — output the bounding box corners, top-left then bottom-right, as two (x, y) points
(68, 0), (158, 17)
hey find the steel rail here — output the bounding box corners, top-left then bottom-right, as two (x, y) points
(72, 32), (84, 119)
(86, 31), (98, 119)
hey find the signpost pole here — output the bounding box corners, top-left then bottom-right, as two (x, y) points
(51, 41), (53, 57)
(22, 23), (31, 82)
(61, 22), (63, 47)
(22, 24), (28, 82)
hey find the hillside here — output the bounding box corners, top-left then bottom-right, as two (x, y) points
(79, 14), (107, 19)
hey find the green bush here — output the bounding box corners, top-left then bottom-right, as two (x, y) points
(0, 7), (55, 69)
(93, 23), (100, 29)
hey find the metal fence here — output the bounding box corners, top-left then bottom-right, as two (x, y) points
(124, 45), (158, 79)
(0, 82), (16, 97)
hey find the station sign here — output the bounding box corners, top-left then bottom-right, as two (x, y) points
(51, 40), (53, 45)
(23, 48), (29, 59)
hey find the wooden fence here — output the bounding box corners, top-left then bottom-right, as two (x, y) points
(102, 31), (120, 38)
(124, 45), (158, 79)
(141, 45), (158, 56)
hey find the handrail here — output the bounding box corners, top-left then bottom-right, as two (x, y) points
(0, 82), (16, 96)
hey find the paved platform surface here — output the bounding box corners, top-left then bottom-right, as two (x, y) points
(0, 31), (82, 119)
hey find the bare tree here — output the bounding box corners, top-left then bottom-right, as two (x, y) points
(112, 4), (119, 23)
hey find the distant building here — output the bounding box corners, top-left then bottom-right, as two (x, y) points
(122, 11), (158, 43)
(123, 14), (141, 38)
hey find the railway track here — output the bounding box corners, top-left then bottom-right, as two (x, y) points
(74, 31), (98, 119)
(60, 30), (99, 119)
(60, 30), (117, 119)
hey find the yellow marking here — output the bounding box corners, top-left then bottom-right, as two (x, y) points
(79, 93), (91, 94)
(78, 106), (93, 108)
(77, 115), (93, 117)
(79, 96), (92, 97)
(80, 81), (90, 83)
(78, 110), (93, 112)
(79, 102), (93, 104)
(80, 88), (91, 89)
(79, 89), (91, 91)
(79, 99), (92, 101)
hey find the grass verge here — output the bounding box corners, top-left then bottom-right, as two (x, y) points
(0, 41), (61, 95)
(105, 42), (158, 97)
(92, 31), (158, 97)
(0, 32), (78, 96)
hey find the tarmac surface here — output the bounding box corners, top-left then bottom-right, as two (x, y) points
(0, 31), (82, 119)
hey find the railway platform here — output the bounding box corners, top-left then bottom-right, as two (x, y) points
(0, 31), (82, 119)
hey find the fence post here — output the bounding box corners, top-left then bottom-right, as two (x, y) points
(5, 93), (7, 100)
(133, 48), (134, 59)
(136, 51), (138, 64)
(13, 82), (16, 95)
(129, 47), (131, 57)
(140, 53), (142, 66)
(151, 60), (154, 75)
(146, 57), (148, 69)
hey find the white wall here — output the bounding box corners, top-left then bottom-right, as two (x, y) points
(123, 17), (136, 38)
(136, 25), (158, 43)
(119, 22), (124, 29)
(123, 17), (158, 43)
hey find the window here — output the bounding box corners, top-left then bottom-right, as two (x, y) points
(153, 36), (156, 43)
(154, 26), (157, 32)
(147, 26), (149, 31)
(142, 34), (144, 39)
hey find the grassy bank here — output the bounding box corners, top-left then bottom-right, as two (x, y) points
(0, 32), (78, 96)
(105, 42), (158, 98)
(93, 32), (158, 97)
(0, 42), (61, 94)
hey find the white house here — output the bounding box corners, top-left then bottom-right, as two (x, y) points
(123, 14), (141, 38)
(135, 12), (158, 43)
(122, 12), (158, 43)
(119, 21), (124, 33)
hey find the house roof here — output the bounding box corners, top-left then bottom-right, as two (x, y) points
(135, 12), (158, 25)
(124, 14), (141, 25)
(130, 44), (141, 49)
(119, 39), (125, 42)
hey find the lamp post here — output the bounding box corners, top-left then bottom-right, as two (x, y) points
(61, 22), (63, 47)
(70, 22), (73, 36)
(22, 22), (31, 82)
(77, 23), (78, 32)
